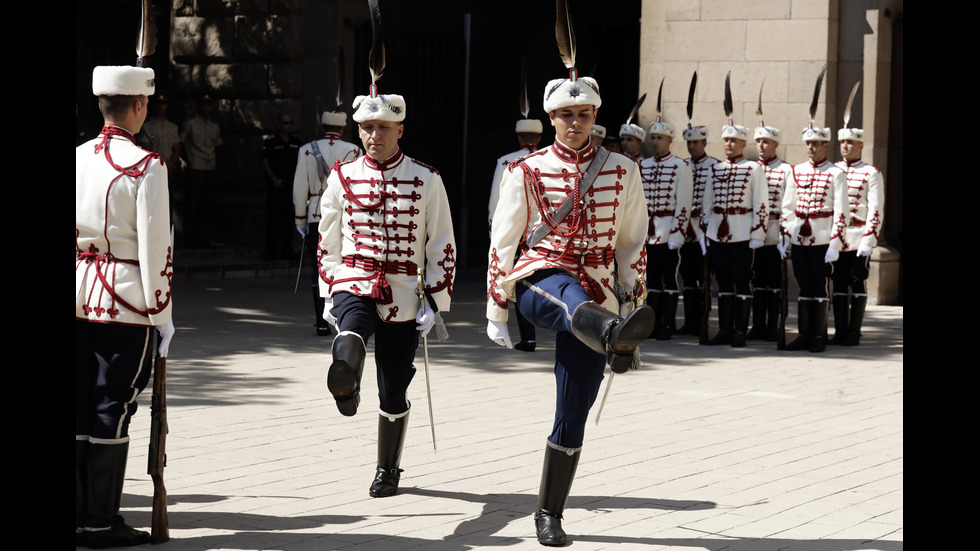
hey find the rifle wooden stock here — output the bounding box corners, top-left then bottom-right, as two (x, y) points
(699, 250), (711, 344)
(148, 356), (170, 543)
(777, 254), (788, 350)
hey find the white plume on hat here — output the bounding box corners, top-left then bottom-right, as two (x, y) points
(591, 124), (607, 139)
(754, 126), (781, 142)
(543, 76), (602, 113)
(837, 127), (864, 142)
(721, 125), (750, 140)
(321, 110), (348, 126)
(516, 119), (543, 134)
(802, 127), (832, 142)
(92, 66), (155, 96)
(352, 94), (406, 123)
(647, 121), (675, 138)
(683, 126), (708, 141)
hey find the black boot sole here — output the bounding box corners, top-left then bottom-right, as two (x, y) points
(327, 361), (360, 417)
(609, 306), (654, 373)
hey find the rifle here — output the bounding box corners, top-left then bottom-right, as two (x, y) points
(148, 356), (170, 543)
(777, 238), (788, 350)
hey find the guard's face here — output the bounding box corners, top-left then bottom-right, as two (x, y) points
(358, 120), (403, 161)
(756, 138), (778, 160)
(620, 135), (641, 155)
(724, 137), (746, 158)
(650, 134), (672, 156)
(840, 139), (863, 162)
(686, 139), (706, 159)
(806, 140), (829, 161)
(550, 105), (596, 150)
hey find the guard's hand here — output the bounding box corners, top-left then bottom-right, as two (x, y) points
(156, 321), (175, 358)
(777, 240), (790, 259)
(487, 320), (513, 349)
(416, 304), (436, 338)
(323, 298), (337, 328)
(824, 247), (840, 263)
(699, 236), (708, 256)
(749, 239), (764, 250)
(296, 224), (308, 238)
(857, 244), (873, 257)
(668, 241), (681, 251)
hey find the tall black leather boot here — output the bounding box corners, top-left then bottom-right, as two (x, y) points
(784, 299), (812, 351)
(765, 289), (781, 341)
(655, 292), (679, 341)
(314, 287), (331, 336)
(809, 299), (829, 353)
(77, 440), (88, 544)
(746, 289), (768, 340)
(645, 291), (663, 339)
(677, 288), (702, 335)
(84, 442), (150, 549)
(327, 331), (366, 416)
(731, 294), (752, 348)
(828, 293), (849, 345)
(570, 301), (654, 373)
(534, 443), (581, 547)
(515, 307), (537, 352)
(705, 294), (735, 345)
(369, 406), (410, 497)
(843, 294), (868, 346)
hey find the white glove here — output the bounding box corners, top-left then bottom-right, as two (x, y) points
(668, 241), (681, 251)
(416, 304), (436, 338)
(749, 239), (764, 250)
(156, 321), (175, 358)
(776, 240), (790, 259)
(824, 247), (840, 263)
(296, 224), (308, 238)
(487, 320), (513, 349)
(699, 236), (708, 256)
(857, 244), (873, 257)
(323, 297), (337, 328)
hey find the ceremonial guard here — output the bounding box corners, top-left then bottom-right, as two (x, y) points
(294, 109), (362, 336)
(702, 74), (768, 347)
(639, 114), (693, 340)
(487, 4), (652, 544)
(76, 62), (175, 547)
(680, 124), (716, 335)
(319, 8), (456, 498)
(831, 82), (882, 346)
(749, 113), (791, 341)
(779, 67), (848, 353)
(488, 114), (543, 352)
(619, 123), (645, 163)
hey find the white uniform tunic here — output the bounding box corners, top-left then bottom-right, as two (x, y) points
(639, 152), (694, 246)
(685, 154), (719, 242)
(759, 156), (792, 245)
(293, 132), (362, 226)
(318, 148), (456, 323)
(702, 155), (769, 243)
(488, 145), (536, 230)
(834, 159), (884, 252)
(781, 158), (848, 249)
(76, 126), (174, 327)
(487, 140), (649, 321)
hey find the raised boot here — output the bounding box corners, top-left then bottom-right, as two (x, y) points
(534, 443), (581, 547)
(84, 442), (150, 549)
(570, 301), (654, 374)
(327, 331), (366, 416)
(731, 294), (752, 348)
(655, 292), (679, 341)
(784, 299), (812, 351)
(745, 289), (768, 340)
(842, 294), (867, 346)
(369, 406), (410, 497)
(705, 294), (735, 345)
(828, 293), (849, 345)
(809, 299), (829, 353)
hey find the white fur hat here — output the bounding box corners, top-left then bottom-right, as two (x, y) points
(683, 125), (708, 141)
(754, 126), (782, 142)
(620, 123), (646, 141)
(591, 124), (607, 139)
(802, 126), (832, 142)
(543, 76), (602, 113)
(837, 127), (864, 142)
(516, 119), (543, 134)
(721, 125), (750, 140)
(92, 66), (155, 96)
(352, 94), (406, 123)
(321, 110), (347, 126)
(647, 121), (675, 139)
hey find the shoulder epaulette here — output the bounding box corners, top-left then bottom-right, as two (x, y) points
(412, 158), (440, 174)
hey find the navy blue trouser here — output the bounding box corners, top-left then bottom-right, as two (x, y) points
(515, 270), (605, 450)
